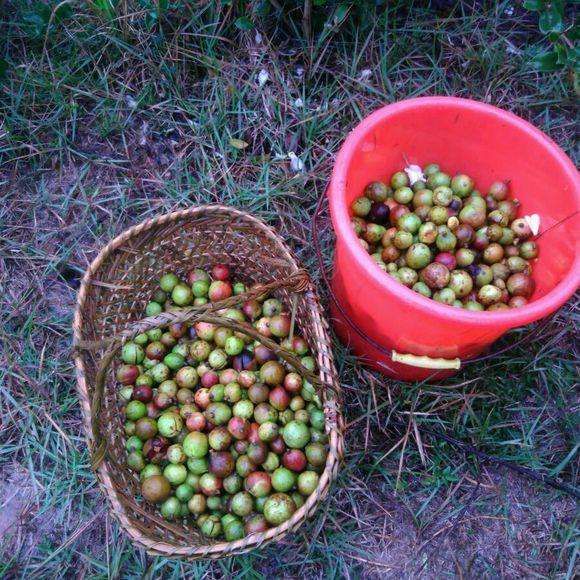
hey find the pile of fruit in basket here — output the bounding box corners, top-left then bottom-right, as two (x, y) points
(116, 265), (327, 541)
(350, 164), (538, 310)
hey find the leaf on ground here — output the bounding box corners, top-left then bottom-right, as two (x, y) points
(229, 138), (249, 150)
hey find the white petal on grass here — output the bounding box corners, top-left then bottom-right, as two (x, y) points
(359, 69), (372, 81)
(404, 164), (425, 185)
(294, 98), (304, 108)
(524, 214), (541, 236)
(288, 152), (304, 173)
(258, 69), (269, 87)
(126, 95), (138, 109)
(255, 32), (263, 44)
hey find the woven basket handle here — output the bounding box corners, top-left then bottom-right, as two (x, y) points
(77, 270), (339, 469)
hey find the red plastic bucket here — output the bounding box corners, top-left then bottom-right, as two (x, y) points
(328, 97), (580, 381)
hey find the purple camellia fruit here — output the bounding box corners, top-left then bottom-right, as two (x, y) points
(367, 202), (390, 225)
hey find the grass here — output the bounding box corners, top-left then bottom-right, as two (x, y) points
(1, 0), (578, 577)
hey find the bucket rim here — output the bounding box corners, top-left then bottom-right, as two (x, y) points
(329, 96), (580, 328)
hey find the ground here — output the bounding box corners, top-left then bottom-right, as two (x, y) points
(0, 1), (578, 578)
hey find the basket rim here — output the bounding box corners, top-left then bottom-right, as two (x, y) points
(72, 204), (343, 559)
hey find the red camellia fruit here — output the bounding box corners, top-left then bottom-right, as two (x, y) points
(146, 342), (166, 360)
(195, 322), (216, 341)
(219, 369), (238, 385)
(283, 449), (307, 472)
(209, 451), (234, 478)
(245, 514), (268, 535)
(247, 441), (268, 465)
(147, 402), (160, 419)
(238, 370), (257, 389)
(290, 336), (308, 355)
(153, 392), (174, 410)
(133, 384), (153, 403)
(269, 386), (290, 411)
(254, 344), (276, 364)
(420, 262), (450, 290)
(212, 264), (230, 281)
(116, 364), (139, 385)
(269, 314), (291, 338)
(248, 423), (260, 444)
(245, 472), (272, 498)
(283, 373), (302, 393)
(435, 252), (457, 271)
(194, 388), (211, 410)
(201, 371), (219, 389)
(234, 440), (249, 454)
(187, 269), (209, 285)
(208, 281), (232, 301)
(390, 204), (410, 225)
(186, 412), (206, 432)
(169, 322), (187, 339)
(242, 300), (262, 321)
(270, 435), (286, 455)
(255, 317), (272, 337)
(227, 417), (249, 440)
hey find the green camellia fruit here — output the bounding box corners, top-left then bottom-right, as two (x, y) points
(450, 174), (474, 197)
(263, 493), (297, 526)
(163, 463), (187, 486)
(164, 352), (185, 371)
(150, 363), (170, 384)
(175, 483), (194, 502)
(157, 413), (183, 438)
(282, 421), (311, 449)
(405, 243), (431, 270)
(122, 343), (144, 365)
(183, 432), (209, 458)
(125, 400), (147, 421)
(297, 471), (319, 496)
(159, 273), (179, 293)
(171, 283), (193, 306)
(271, 467), (296, 492)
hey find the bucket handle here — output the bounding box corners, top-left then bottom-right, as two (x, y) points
(392, 351), (461, 370)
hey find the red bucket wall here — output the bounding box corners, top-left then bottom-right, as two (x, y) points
(328, 97), (580, 381)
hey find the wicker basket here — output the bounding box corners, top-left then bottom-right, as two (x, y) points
(72, 205), (343, 559)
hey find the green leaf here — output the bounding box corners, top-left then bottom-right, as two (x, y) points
(569, 25), (580, 41)
(523, 0), (545, 10)
(333, 3), (351, 26)
(91, 0), (116, 20)
(234, 16), (254, 31)
(539, 7), (564, 34)
(532, 49), (564, 71)
(554, 43), (569, 66)
(53, 3), (72, 22)
(157, 0), (168, 17)
(552, 0), (565, 17)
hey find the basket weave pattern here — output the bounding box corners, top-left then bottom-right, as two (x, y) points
(73, 205), (343, 559)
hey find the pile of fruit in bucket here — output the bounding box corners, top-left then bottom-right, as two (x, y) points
(350, 164), (538, 310)
(116, 266), (327, 541)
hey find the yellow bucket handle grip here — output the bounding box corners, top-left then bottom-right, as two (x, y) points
(392, 350), (461, 370)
